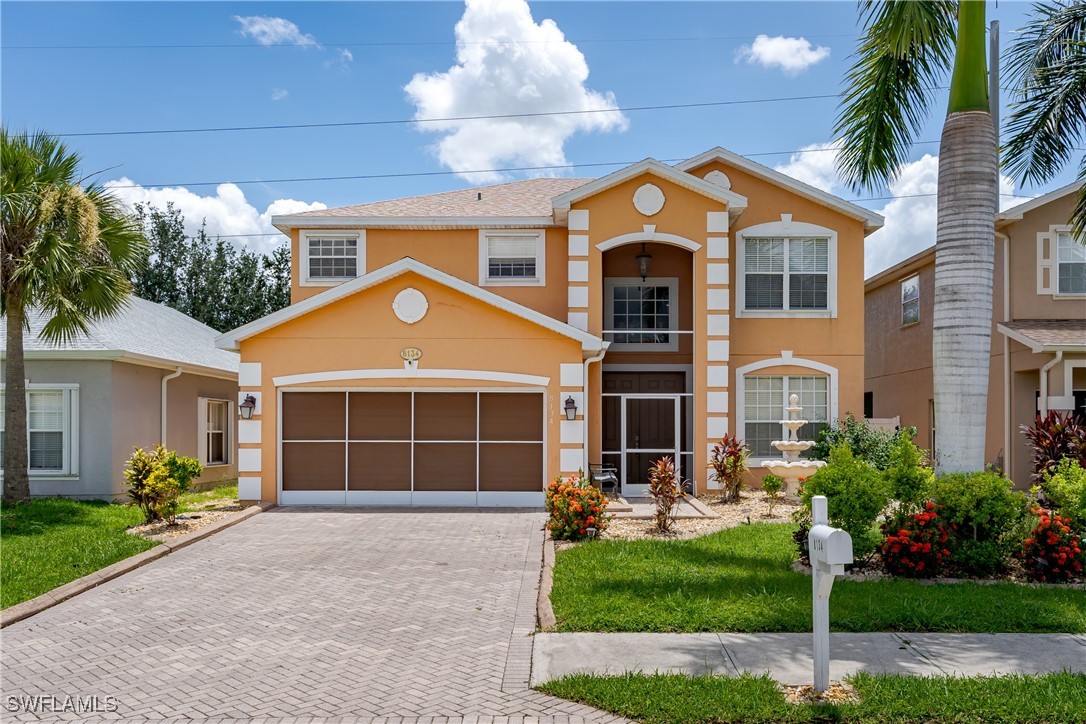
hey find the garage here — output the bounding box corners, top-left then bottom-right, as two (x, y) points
(279, 390), (546, 506)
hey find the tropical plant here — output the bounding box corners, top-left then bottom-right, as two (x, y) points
(835, 0), (998, 474)
(1, 129), (146, 502)
(124, 445), (203, 523)
(761, 473), (785, 517)
(931, 470), (1029, 576)
(545, 473), (611, 541)
(647, 456), (684, 533)
(810, 413), (905, 470)
(1002, 0), (1086, 236)
(880, 502), (952, 578)
(1041, 457), (1086, 531)
(1019, 507), (1085, 583)
(707, 433), (749, 503)
(1021, 411), (1086, 483)
(800, 444), (892, 560)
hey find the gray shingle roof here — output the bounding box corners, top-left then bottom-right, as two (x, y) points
(1001, 320), (1086, 350)
(1, 297), (239, 374)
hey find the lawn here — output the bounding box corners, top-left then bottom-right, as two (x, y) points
(1, 483), (238, 609)
(551, 523), (1086, 633)
(538, 671), (1086, 723)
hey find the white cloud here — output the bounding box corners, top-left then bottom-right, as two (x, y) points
(403, 0), (627, 183)
(326, 48), (354, 71)
(736, 35), (830, 76)
(271, 88), (289, 101)
(234, 16), (320, 48)
(105, 178), (326, 254)
(773, 142), (841, 192)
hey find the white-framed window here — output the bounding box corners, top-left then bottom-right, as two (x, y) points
(0, 384), (80, 476)
(300, 230), (365, 286)
(901, 274), (920, 325)
(198, 397), (233, 466)
(736, 220), (838, 317)
(1057, 231), (1086, 295)
(478, 230), (546, 286)
(743, 375), (829, 458)
(604, 277), (679, 351)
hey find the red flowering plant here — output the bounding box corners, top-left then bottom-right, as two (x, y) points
(545, 473), (612, 541)
(879, 502), (952, 578)
(1018, 507), (1085, 583)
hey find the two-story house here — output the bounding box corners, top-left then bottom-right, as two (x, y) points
(865, 182), (1086, 486)
(217, 148), (882, 506)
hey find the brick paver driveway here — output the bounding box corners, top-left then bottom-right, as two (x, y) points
(1, 509), (627, 723)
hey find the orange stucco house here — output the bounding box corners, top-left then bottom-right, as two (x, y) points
(216, 149), (883, 506)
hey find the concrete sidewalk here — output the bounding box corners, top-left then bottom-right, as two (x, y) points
(532, 633), (1086, 685)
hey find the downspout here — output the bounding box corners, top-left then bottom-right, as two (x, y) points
(1040, 351), (1063, 417)
(582, 343), (610, 473)
(160, 367), (183, 444)
(997, 231), (1011, 474)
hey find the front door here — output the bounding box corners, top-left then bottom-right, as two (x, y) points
(622, 395), (681, 496)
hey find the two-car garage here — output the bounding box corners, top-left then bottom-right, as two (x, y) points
(279, 390), (546, 506)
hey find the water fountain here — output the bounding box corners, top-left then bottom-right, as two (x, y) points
(762, 394), (826, 494)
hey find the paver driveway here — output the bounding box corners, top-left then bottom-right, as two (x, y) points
(1, 509), (627, 723)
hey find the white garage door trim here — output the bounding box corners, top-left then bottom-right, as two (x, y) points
(277, 386), (548, 507)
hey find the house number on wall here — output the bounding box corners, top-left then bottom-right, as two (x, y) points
(400, 347), (423, 362)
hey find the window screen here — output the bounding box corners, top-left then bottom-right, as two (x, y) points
(487, 235), (538, 279)
(307, 236), (358, 280)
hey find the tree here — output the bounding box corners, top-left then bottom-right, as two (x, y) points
(132, 203), (188, 310)
(1003, 0), (1086, 236)
(835, 1), (998, 474)
(263, 243), (291, 312)
(1, 130), (145, 502)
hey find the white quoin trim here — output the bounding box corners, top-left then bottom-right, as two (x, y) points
(596, 231), (702, 253)
(272, 368), (550, 387)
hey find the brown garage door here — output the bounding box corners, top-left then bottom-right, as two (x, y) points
(280, 390), (544, 505)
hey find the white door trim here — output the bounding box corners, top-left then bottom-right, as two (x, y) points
(621, 393), (682, 497)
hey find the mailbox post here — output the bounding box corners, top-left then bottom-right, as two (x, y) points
(807, 495), (853, 692)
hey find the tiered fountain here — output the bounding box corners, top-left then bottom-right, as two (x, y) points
(761, 394), (826, 494)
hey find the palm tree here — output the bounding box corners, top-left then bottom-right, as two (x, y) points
(1003, 1), (1086, 235)
(835, 1), (998, 474)
(1, 129), (146, 502)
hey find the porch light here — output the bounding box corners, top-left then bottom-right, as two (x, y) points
(564, 395), (578, 421)
(636, 243), (653, 281)
(239, 394), (257, 420)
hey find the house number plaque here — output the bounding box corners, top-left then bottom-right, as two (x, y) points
(400, 347), (423, 362)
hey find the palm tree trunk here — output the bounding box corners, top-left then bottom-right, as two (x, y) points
(3, 288), (31, 502)
(932, 1), (998, 475)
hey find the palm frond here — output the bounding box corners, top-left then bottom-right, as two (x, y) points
(1002, 1), (1086, 188)
(834, 0), (957, 192)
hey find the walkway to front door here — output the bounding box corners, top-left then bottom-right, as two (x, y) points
(0, 510), (628, 722)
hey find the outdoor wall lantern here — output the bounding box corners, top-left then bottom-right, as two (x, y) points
(636, 243), (653, 281)
(564, 395), (578, 421)
(239, 394), (257, 420)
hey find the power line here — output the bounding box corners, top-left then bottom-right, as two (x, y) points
(60, 93), (841, 138)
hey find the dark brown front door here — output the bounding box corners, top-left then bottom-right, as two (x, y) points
(602, 372), (684, 495)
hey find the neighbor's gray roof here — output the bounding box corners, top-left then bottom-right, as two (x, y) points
(1, 297), (239, 375)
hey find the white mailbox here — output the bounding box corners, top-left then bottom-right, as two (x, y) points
(810, 525), (854, 570)
(807, 495), (854, 693)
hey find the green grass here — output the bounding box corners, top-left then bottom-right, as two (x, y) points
(539, 671), (1086, 723)
(1, 498), (158, 609)
(179, 482), (238, 511)
(552, 523), (1086, 633)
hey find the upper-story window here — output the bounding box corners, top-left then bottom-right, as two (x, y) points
(479, 230), (546, 286)
(301, 231), (365, 286)
(604, 277), (679, 351)
(736, 220), (837, 317)
(901, 274), (920, 325)
(1057, 232), (1086, 295)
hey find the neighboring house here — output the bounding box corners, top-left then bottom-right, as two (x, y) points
(217, 149), (883, 507)
(0, 297), (240, 500)
(865, 182), (1086, 486)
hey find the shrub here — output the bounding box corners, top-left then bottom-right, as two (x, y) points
(761, 473), (785, 517)
(1021, 411), (1086, 483)
(932, 471), (1028, 577)
(810, 414), (914, 471)
(800, 444), (890, 560)
(792, 506), (812, 564)
(879, 503), (951, 578)
(884, 432), (934, 511)
(647, 456), (684, 533)
(708, 433), (749, 504)
(545, 473), (611, 541)
(1019, 508), (1085, 583)
(124, 445), (203, 523)
(1041, 457), (1086, 532)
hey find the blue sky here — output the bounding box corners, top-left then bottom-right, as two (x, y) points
(2, 1), (1073, 274)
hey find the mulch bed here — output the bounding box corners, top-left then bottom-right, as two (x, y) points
(127, 500), (244, 541)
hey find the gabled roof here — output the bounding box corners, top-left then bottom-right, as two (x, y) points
(674, 147), (885, 233)
(864, 245), (935, 289)
(550, 158), (748, 222)
(996, 181), (1083, 228)
(273, 177), (591, 231)
(216, 257), (607, 353)
(997, 320), (1086, 353)
(0, 297), (239, 377)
